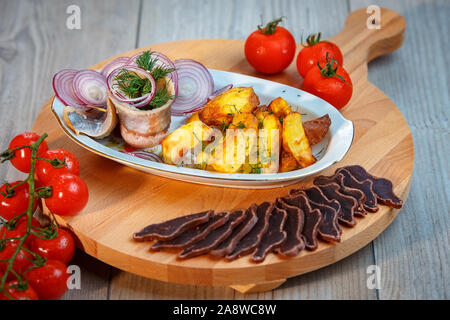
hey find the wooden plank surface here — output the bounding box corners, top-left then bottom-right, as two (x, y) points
(349, 0), (450, 300)
(0, 0), (448, 300)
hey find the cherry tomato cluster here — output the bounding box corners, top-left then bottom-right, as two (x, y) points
(0, 132), (87, 300)
(245, 19), (353, 110)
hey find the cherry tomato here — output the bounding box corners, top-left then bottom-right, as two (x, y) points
(26, 259), (68, 300)
(0, 181), (37, 221)
(296, 32), (343, 79)
(0, 217), (40, 246)
(0, 241), (33, 276)
(36, 149), (80, 185)
(30, 228), (75, 264)
(0, 280), (39, 300)
(8, 133), (48, 173)
(302, 55), (353, 110)
(245, 17), (296, 74)
(45, 173), (88, 216)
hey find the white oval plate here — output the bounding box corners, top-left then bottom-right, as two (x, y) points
(51, 69), (353, 189)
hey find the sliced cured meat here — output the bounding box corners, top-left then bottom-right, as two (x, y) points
(281, 194), (322, 250)
(179, 210), (246, 259)
(210, 207), (257, 257)
(340, 165), (403, 209)
(133, 210), (213, 241)
(252, 207), (287, 262)
(303, 186), (342, 235)
(227, 202), (272, 261)
(313, 175), (367, 216)
(315, 182), (358, 227)
(336, 169), (378, 212)
(285, 190), (341, 242)
(150, 211), (229, 251)
(275, 199), (305, 257)
(303, 186), (341, 216)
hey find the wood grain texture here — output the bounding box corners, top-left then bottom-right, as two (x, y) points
(35, 7), (413, 294)
(350, 0), (450, 300)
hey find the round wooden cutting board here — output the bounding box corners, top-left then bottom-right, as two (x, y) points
(33, 8), (413, 293)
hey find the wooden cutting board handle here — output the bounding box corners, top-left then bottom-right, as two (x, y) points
(329, 8), (406, 74)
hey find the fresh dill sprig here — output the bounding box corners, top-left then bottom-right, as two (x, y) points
(114, 69), (152, 98)
(135, 51), (157, 72)
(139, 86), (174, 110)
(135, 51), (176, 81)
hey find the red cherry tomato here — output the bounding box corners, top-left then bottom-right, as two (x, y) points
(245, 17), (296, 74)
(30, 228), (75, 264)
(296, 32), (343, 79)
(8, 133), (48, 173)
(0, 217), (40, 246)
(302, 56), (353, 110)
(0, 181), (37, 221)
(26, 259), (69, 300)
(0, 241), (33, 276)
(45, 173), (88, 216)
(0, 280), (39, 300)
(36, 149), (80, 185)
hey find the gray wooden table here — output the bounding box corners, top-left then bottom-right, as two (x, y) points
(0, 0), (448, 300)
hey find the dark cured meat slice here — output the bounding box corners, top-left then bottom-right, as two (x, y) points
(337, 169), (378, 212)
(226, 202), (272, 261)
(133, 210), (213, 241)
(210, 207), (258, 257)
(285, 191), (341, 242)
(252, 207), (287, 262)
(179, 210), (246, 259)
(315, 182), (358, 227)
(150, 211), (229, 251)
(303, 186), (342, 235)
(313, 175), (367, 216)
(275, 200), (305, 257)
(281, 194), (322, 250)
(339, 165), (403, 209)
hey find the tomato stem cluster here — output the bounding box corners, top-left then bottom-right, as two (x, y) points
(258, 17), (285, 35)
(0, 133), (55, 299)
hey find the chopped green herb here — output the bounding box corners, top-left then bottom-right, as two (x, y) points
(114, 69), (152, 99)
(135, 50), (176, 81)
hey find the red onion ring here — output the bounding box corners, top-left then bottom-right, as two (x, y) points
(107, 66), (156, 108)
(128, 51), (178, 96)
(122, 150), (162, 162)
(170, 59), (214, 116)
(52, 69), (87, 109)
(101, 57), (129, 78)
(72, 70), (108, 106)
(208, 84), (233, 101)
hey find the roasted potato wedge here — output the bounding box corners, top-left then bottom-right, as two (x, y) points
(258, 114), (281, 173)
(282, 113), (316, 168)
(303, 114), (331, 145)
(208, 136), (244, 173)
(199, 87), (260, 127)
(279, 149), (299, 172)
(185, 111), (200, 124)
(228, 112), (259, 131)
(268, 97), (293, 119)
(162, 121), (214, 165)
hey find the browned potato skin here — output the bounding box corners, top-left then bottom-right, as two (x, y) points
(268, 97), (293, 118)
(279, 149), (299, 172)
(259, 114), (282, 173)
(228, 112), (259, 131)
(185, 111), (200, 124)
(303, 114), (331, 145)
(282, 113), (316, 168)
(199, 87), (260, 127)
